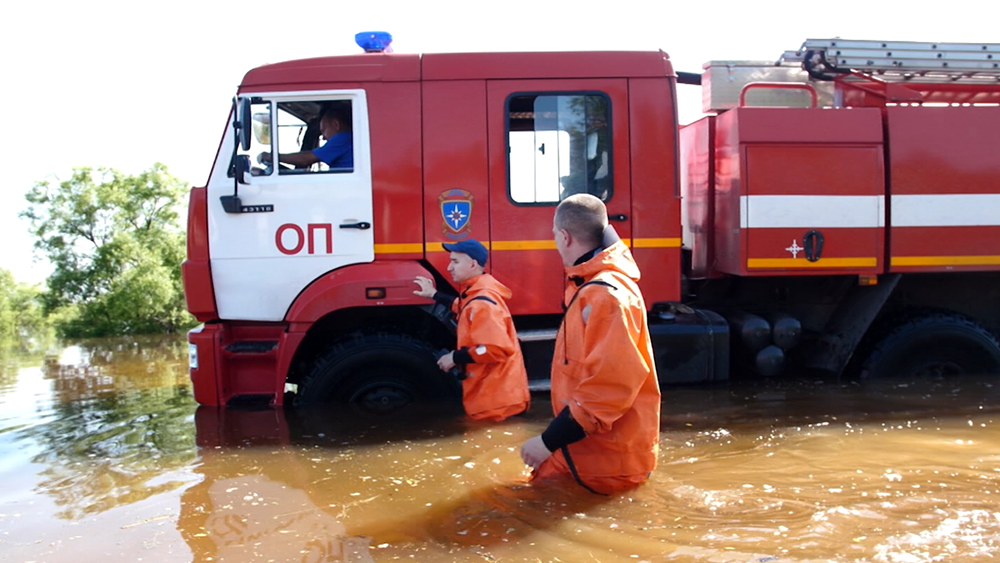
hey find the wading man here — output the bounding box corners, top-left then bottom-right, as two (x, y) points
(520, 194), (661, 494)
(414, 239), (530, 422)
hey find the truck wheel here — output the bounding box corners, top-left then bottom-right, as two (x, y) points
(859, 313), (1000, 380)
(295, 332), (455, 413)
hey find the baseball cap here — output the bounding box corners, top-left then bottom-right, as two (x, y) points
(442, 239), (488, 267)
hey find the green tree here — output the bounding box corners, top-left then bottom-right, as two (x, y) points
(0, 268), (48, 347)
(21, 164), (196, 337)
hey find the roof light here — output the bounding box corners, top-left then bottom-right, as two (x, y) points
(356, 31), (393, 53)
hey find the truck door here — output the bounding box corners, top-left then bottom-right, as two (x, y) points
(206, 91), (373, 321)
(486, 80), (631, 315)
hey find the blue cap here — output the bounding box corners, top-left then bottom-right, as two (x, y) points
(442, 239), (488, 267)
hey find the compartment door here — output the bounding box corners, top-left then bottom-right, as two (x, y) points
(743, 145), (884, 276)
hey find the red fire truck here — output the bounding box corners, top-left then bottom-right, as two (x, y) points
(183, 35), (1000, 410)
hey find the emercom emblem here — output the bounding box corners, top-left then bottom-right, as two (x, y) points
(439, 188), (474, 239)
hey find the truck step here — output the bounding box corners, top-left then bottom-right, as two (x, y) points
(224, 341), (279, 354)
(517, 329), (558, 342)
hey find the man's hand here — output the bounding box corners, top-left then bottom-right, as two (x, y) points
(520, 435), (553, 469)
(437, 351), (456, 371)
(257, 151), (272, 165)
(413, 276), (436, 299)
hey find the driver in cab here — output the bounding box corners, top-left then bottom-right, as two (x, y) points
(259, 103), (353, 171)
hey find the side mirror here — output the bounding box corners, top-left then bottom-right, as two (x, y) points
(238, 97), (252, 151)
(221, 153), (247, 213)
(252, 111), (270, 145)
(235, 155), (251, 185)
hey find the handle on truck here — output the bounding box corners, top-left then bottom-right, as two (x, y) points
(739, 82), (818, 108)
(339, 222), (372, 230)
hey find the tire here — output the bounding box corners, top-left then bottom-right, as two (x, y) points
(859, 313), (1000, 380)
(295, 332), (456, 413)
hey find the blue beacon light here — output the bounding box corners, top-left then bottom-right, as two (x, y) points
(355, 31), (393, 53)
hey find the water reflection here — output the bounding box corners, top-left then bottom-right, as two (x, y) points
(182, 405), (619, 562)
(43, 335), (190, 403)
(181, 377), (1000, 563)
(182, 408), (375, 562)
(10, 335), (196, 520)
(2, 335), (999, 562)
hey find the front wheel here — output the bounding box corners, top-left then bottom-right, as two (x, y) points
(295, 332), (457, 413)
(859, 313), (1000, 380)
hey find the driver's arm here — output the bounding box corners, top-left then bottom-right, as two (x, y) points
(279, 151), (321, 167)
(261, 151), (321, 168)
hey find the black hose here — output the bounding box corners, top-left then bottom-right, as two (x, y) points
(676, 71), (702, 85)
(803, 50), (851, 81)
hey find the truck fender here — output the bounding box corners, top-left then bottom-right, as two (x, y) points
(269, 261), (443, 405)
(284, 261), (438, 326)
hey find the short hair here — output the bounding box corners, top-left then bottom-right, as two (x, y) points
(555, 194), (607, 247)
(319, 102), (352, 130)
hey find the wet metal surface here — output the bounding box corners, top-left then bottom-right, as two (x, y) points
(1, 335), (999, 562)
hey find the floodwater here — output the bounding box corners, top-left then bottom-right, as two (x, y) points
(1, 335), (998, 563)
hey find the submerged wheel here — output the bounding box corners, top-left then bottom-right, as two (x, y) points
(859, 313), (1000, 380)
(295, 332), (455, 413)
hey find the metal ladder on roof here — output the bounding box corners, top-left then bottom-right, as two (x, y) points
(782, 38), (1000, 82)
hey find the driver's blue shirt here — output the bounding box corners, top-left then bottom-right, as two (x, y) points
(311, 132), (353, 169)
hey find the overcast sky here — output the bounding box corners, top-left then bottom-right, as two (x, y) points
(3, 0), (996, 284)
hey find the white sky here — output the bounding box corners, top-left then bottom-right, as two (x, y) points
(2, 0), (996, 284)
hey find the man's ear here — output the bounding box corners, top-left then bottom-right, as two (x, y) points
(557, 228), (572, 247)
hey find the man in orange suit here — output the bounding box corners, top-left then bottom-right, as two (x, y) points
(520, 194), (661, 494)
(414, 239), (530, 421)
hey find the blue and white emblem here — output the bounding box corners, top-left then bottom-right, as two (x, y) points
(439, 188), (474, 238)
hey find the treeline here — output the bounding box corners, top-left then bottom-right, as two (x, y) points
(5, 163), (197, 345)
(0, 269), (47, 347)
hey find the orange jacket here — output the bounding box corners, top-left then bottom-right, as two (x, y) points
(451, 274), (530, 421)
(544, 241), (661, 489)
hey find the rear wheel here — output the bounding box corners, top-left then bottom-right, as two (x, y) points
(295, 332), (456, 413)
(859, 313), (1000, 380)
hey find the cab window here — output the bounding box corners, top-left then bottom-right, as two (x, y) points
(507, 93), (612, 204)
(275, 100), (354, 174)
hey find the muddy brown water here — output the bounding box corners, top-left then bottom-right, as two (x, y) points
(1, 334), (998, 562)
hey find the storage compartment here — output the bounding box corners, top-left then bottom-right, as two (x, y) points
(710, 107), (886, 277)
(702, 60), (835, 112)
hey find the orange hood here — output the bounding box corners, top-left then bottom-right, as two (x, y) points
(459, 273), (513, 303)
(564, 240), (641, 286)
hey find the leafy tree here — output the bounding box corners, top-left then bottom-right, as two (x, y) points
(0, 268), (48, 347)
(21, 164), (196, 337)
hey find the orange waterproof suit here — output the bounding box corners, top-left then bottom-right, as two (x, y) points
(451, 274), (530, 422)
(534, 241), (661, 494)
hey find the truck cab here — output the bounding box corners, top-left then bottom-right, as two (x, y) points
(183, 46), (688, 409)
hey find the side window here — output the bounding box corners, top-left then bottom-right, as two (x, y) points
(507, 93), (612, 204)
(230, 101), (271, 178)
(275, 100), (354, 174)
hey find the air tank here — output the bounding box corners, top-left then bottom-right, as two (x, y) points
(768, 312), (802, 350)
(755, 345), (785, 377)
(726, 311), (771, 352)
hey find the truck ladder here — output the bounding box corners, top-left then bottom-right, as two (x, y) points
(785, 39), (1000, 83)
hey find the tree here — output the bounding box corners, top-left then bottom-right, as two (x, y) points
(0, 268), (48, 346)
(21, 164), (196, 337)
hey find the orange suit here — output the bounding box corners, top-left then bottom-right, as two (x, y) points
(534, 241), (661, 494)
(451, 274), (530, 421)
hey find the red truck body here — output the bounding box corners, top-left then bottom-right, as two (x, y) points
(183, 39), (1000, 409)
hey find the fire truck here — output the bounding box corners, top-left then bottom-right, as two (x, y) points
(183, 35), (1000, 411)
